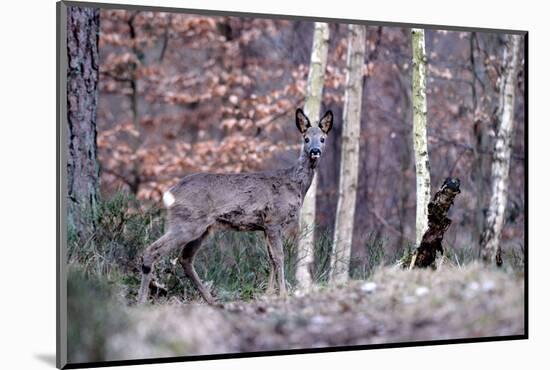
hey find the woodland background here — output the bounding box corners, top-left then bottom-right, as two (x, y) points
(96, 10), (525, 263)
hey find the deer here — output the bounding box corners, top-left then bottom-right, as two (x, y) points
(137, 108), (334, 305)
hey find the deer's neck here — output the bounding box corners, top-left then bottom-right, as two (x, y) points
(292, 151), (317, 198)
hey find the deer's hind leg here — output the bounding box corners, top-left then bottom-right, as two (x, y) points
(138, 225), (209, 304)
(178, 227), (215, 304)
(138, 232), (179, 304)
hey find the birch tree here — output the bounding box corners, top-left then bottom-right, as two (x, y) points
(296, 22), (330, 289)
(67, 6), (100, 240)
(411, 28), (431, 249)
(480, 34), (522, 266)
(330, 24), (366, 284)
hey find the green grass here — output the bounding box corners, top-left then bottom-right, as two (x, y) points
(68, 191), (524, 305)
(68, 192), (164, 279)
(68, 192), (312, 303)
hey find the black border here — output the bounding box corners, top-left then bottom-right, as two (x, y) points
(57, 1), (529, 368)
(523, 32), (529, 339)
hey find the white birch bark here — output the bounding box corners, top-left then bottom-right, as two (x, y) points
(296, 22), (330, 289)
(480, 34), (521, 266)
(411, 28), (431, 249)
(330, 24), (366, 284)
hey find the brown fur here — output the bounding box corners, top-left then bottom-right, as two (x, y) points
(137, 109), (333, 304)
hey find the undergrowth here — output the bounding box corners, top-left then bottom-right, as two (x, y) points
(68, 192), (524, 304)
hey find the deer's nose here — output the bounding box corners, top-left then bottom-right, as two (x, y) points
(310, 148), (321, 157)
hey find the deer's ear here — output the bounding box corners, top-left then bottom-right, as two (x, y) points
(295, 108), (311, 134)
(319, 110), (333, 134)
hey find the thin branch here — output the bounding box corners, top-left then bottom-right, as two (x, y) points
(158, 14), (172, 63)
(430, 134), (524, 161)
(101, 166), (134, 188)
(100, 70), (132, 83)
(254, 97), (305, 137)
(368, 208), (415, 244)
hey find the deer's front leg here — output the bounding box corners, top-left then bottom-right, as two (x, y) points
(264, 232), (277, 295)
(266, 228), (287, 297)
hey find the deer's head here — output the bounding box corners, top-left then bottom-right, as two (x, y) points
(296, 108), (333, 167)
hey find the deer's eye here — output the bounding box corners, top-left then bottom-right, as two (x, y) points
(320, 137), (325, 143)
(304, 137), (310, 143)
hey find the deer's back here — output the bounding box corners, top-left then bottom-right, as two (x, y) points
(167, 170), (302, 232)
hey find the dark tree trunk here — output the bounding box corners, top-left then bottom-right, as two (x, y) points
(411, 178), (461, 268)
(66, 6), (100, 239)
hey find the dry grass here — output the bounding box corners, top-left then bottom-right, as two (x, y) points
(94, 263), (524, 362)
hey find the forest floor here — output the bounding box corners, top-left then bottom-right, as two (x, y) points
(101, 263), (525, 362)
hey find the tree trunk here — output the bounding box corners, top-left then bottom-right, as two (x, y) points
(330, 24), (366, 284)
(411, 178), (461, 268)
(411, 28), (431, 248)
(66, 6), (100, 240)
(128, 12), (143, 195)
(296, 22), (330, 290)
(397, 72), (413, 249)
(470, 33), (490, 256)
(480, 34), (522, 267)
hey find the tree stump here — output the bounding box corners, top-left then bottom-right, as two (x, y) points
(410, 177), (461, 268)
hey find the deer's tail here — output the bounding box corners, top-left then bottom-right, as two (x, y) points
(162, 189), (176, 208)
